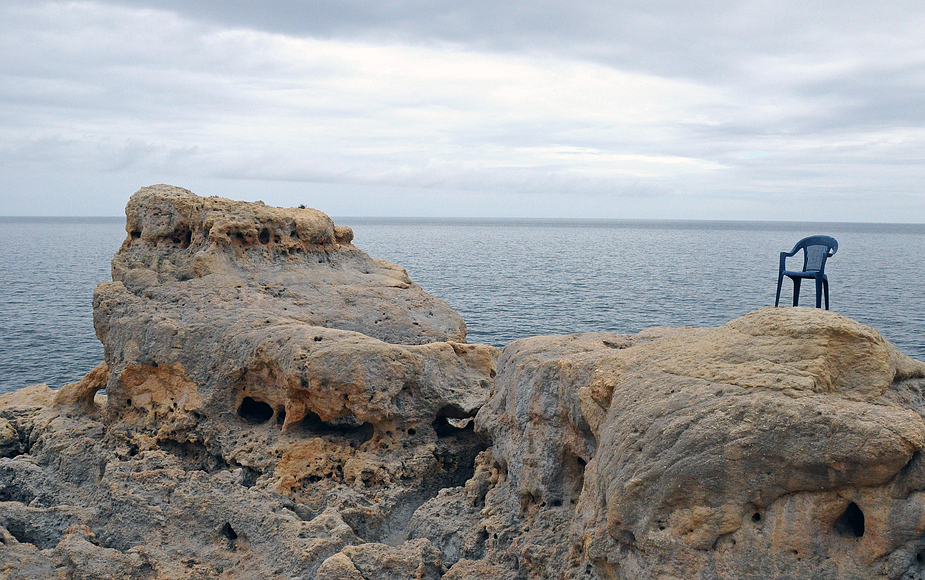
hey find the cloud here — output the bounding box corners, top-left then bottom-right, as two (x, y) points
(1, 1), (924, 220)
(91, 1), (925, 81)
(0, 4), (726, 184)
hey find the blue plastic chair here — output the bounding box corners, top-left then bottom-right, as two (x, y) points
(775, 235), (838, 309)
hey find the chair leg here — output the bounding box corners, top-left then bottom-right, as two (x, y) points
(823, 278), (829, 310)
(775, 274), (784, 307)
(792, 278), (801, 306)
(815, 276), (823, 309)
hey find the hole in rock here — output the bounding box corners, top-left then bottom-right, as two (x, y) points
(237, 397), (274, 424)
(602, 339), (631, 350)
(300, 411), (374, 443)
(6, 521), (41, 547)
(276, 407), (286, 426)
(432, 405), (478, 437)
(235, 232), (245, 242)
(130, 230), (141, 239)
(433, 416), (473, 437)
(833, 502), (865, 538)
(435, 404), (471, 419)
(407, 428), (417, 436)
(157, 439), (229, 473)
(258, 228), (270, 245)
(476, 528), (489, 547)
(519, 491), (542, 513)
(220, 522), (238, 541)
(238, 466), (259, 488)
(752, 512), (761, 523)
(0, 484), (36, 505)
(554, 453), (588, 506)
(343, 411), (489, 544)
(902, 451), (921, 476)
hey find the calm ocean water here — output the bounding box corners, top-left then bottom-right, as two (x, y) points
(1, 217), (923, 394)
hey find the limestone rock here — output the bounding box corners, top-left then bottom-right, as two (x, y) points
(442, 558), (509, 579)
(407, 485), (488, 567)
(474, 306), (925, 579)
(318, 538), (445, 580)
(110, 184), (464, 344)
(0, 418), (20, 458)
(54, 362), (109, 412)
(0, 525), (58, 580)
(93, 186), (493, 438)
(0, 186), (498, 579)
(5, 185), (925, 579)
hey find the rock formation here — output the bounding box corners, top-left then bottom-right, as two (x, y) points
(3, 185), (925, 579)
(472, 309), (925, 578)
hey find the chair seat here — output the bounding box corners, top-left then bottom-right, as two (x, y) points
(782, 270), (827, 279)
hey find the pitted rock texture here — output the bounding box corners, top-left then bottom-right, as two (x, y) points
(112, 184), (463, 346)
(95, 185), (484, 434)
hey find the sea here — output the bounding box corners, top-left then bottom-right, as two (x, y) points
(1, 216), (923, 394)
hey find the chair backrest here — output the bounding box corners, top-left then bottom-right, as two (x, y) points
(794, 235), (838, 273)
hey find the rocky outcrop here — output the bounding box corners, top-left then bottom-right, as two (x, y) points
(95, 185), (480, 426)
(471, 307), (925, 579)
(1, 186), (496, 579)
(3, 185), (925, 579)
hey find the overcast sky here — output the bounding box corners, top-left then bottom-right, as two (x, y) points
(2, 1), (924, 221)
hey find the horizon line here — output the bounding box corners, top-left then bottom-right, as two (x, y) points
(2, 215), (925, 228)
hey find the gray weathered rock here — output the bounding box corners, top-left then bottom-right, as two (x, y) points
(316, 538), (445, 580)
(0, 418), (20, 458)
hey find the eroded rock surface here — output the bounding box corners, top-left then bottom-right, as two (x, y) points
(3, 185), (925, 579)
(472, 307), (925, 579)
(1, 186), (496, 579)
